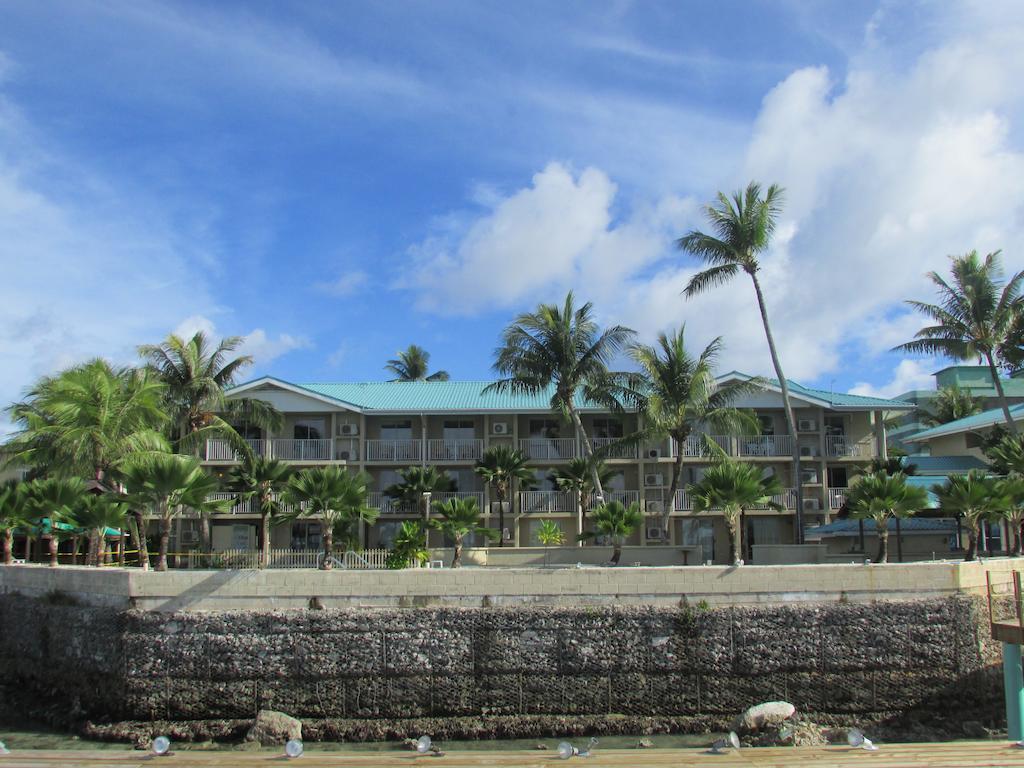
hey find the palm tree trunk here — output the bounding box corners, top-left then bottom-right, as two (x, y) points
(985, 351), (1018, 434)
(3, 529), (12, 565)
(1016, 521), (1023, 556)
(611, 540), (622, 565)
(321, 529), (334, 570)
(96, 533), (106, 567)
(260, 510), (271, 568)
(662, 445), (685, 540)
(200, 512), (212, 567)
(497, 487), (506, 548)
(727, 512), (742, 566)
(875, 517), (889, 563)
(47, 535), (58, 567)
(577, 490), (585, 547)
(156, 518), (171, 572)
(452, 539), (463, 568)
(965, 526), (978, 562)
(131, 511), (150, 570)
(750, 273), (804, 544)
(570, 408), (606, 501)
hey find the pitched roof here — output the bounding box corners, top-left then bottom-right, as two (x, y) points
(904, 455), (989, 474)
(717, 372), (915, 411)
(906, 403), (1024, 442)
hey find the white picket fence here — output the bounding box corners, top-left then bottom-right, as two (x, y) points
(180, 548), (392, 570)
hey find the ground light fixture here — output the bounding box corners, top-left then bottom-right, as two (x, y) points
(557, 737), (598, 758)
(285, 739), (304, 758)
(151, 735), (171, 756)
(707, 732), (740, 754)
(416, 735), (444, 756)
(847, 728), (878, 751)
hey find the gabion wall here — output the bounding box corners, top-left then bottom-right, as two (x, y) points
(0, 595), (999, 724)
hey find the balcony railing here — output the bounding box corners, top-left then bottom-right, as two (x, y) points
(427, 439), (484, 462)
(518, 438), (578, 461)
(270, 439), (333, 461)
(675, 434), (733, 457)
(672, 487), (797, 512)
(590, 437), (637, 459)
(432, 491), (485, 508)
(736, 435), (794, 458)
(204, 438), (353, 462)
(825, 435), (872, 458)
(203, 492), (258, 515)
(365, 439), (422, 463)
(205, 438), (264, 461)
(585, 490), (640, 510)
(828, 488), (849, 509)
(519, 490), (575, 513)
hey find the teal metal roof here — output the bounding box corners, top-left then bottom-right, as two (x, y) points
(906, 403), (1024, 442)
(905, 455), (988, 474)
(717, 371), (915, 410)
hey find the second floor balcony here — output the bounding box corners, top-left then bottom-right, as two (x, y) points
(205, 438), (353, 463)
(518, 437), (578, 461)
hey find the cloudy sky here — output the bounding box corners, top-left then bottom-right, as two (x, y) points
(1, 0), (1022, 422)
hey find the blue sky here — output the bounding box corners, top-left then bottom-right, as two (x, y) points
(1, 0), (1023, 421)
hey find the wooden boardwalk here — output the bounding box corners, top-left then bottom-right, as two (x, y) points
(2, 742), (1024, 768)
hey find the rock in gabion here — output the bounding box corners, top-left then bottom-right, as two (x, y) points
(245, 710), (302, 746)
(733, 701), (796, 733)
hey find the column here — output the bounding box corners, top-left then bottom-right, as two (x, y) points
(1005, 642), (1024, 742)
(874, 410), (888, 460)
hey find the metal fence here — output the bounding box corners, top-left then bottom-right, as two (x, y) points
(176, 548), (392, 569)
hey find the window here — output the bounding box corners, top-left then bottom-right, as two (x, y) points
(528, 419), (561, 438)
(232, 423), (262, 439)
(607, 471), (626, 491)
(443, 420), (475, 440)
(758, 415), (775, 436)
(294, 418), (325, 440)
(827, 467), (848, 488)
(680, 519), (714, 563)
(534, 469), (556, 491)
(380, 420), (413, 440)
(825, 416), (846, 437)
(592, 418), (623, 439)
(290, 521), (322, 551)
(376, 521), (402, 549)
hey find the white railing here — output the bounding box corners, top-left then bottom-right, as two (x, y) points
(427, 439), (484, 462)
(590, 437), (637, 459)
(203, 492), (257, 515)
(519, 490), (575, 513)
(365, 439), (422, 462)
(829, 488), (849, 509)
(367, 492), (412, 515)
(202, 548), (392, 569)
(675, 434), (733, 457)
(518, 437), (578, 460)
(585, 490), (641, 510)
(432, 491), (485, 509)
(825, 435), (872, 458)
(334, 438), (359, 461)
(753, 488), (797, 510)
(204, 438), (264, 461)
(737, 435), (794, 457)
(270, 438), (333, 461)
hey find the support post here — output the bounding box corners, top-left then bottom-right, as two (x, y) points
(1005, 642), (1024, 742)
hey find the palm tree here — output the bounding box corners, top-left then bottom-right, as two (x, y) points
(678, 182), (807, 540)
(997, 475), (1024, 556)
(282, 467), (379, 569)
(72, 494), (128, 566)
(384, 466), (454, 519)
(896, 251), (1024, 433)
(933, 470), (1005, 561)
(429, 496), (496, 568)
(986, 434), (1024, 475)
(866, 456), (918, 477)
(549, 457), (614, 544)
(23, 476), (88, 567)
(687, 460), (784, 566)
(844, 472), (928, 563)
(5, 360), (169, 483)
(386, 520), (430, 569)
(0, 480), (28, 565)
(474, 446), (534, 547)
(122, 454), (229, 571)
(536, 519), (565, 566)
(487, 292), (635, 503)
(626, 327), (762, 539)
(226, 456), (291, 568)
(385, 345), (450, 381)
(921, 385), (983, 427)
(584, 500), (643, 565)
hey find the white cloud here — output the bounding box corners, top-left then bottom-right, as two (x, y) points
(173, 315), (311, 367)
(315, 270), (369, 297)
(850, 359), (935, 398)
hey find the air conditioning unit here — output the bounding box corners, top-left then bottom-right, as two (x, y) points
(803, 497), (821, 511)
(647, 448), (662, 459)
(797, 419), (817, 432)
(338, 423), (359, 436)
(800, 470), (819, 484)
(645, 500), (664, 514)
(180, 530), (199, 546)
(799, 445), (818, 458)
(644, 473), (664, 487)
(645, 526), (664, 540)
(502, 527), (513, 542)
(492, 422), (509, 435)
(337, 450), (353, 461)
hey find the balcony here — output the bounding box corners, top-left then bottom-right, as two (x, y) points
(203, 492), (257, 515)
(432, 491), (485, 509)
(829, 488), (849, 509)
(736, 435), (794, 458)
(585, 490), (640, 510)
(518, 437), (578, 461)
(519, 490), (575, 513)
(825, 435), (872, 458)
(204, 438), (355, 463)
(590, 437), (637, 459)
(674, 434), (733, 457)
(671, 488), (796, 512)
(365, 439), (422, 463)
(426, 439), (484, 462)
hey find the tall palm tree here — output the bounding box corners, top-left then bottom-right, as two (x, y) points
(122, 454), (229, 571)
(72, 494), (128, 567)
(385, 345), (450, 381)
(487, 292), (635, 503)
(549, 457), (615, 544)
(474, 446), (534, 547)
(5, 360), (169, 483)
(988, 434), (1024, 475)
(844, 471), (928, 563)
(896, 251), (1024, 433)
(933, 470), (1005, 561)
(585, 500), (644, 565)
(996, 475), (1024, 556)
(921, 385), (983, 427)
(282, 467), (379, 569)
(687, 460), (783, 566)
(678, 182), (807, 541)
(23, 476), (88, 567)
(429, 496), (496, 567)
(0, 480), (28, 565)
(384, 466), (455, 519)
(626, 327), (763, 538)
(226, 456), (291, 568)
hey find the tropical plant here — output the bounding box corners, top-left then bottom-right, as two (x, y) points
(582, 500), (644, 566)
(385, 344), (449, 381)
(535, 519), (565, 566)
(549, 457), (615, 543)
(386, 520), (430, 569)
(844, 472), (929, 563)
(282, 467), (379, 569)
(429, 496), (496, 568)
(474, 446), (534, 547)
(23, 476), (88, 567)
(997, 475), (1024, 556)
(384, 466), (455, 519)
(226, 456), (291, 568)
(933, 470), (1006, 561)
(895, 251), (1024, 433)
(0, 480), (28, 565)
(921, 385), (983, 428)
(678, 182), (807, 540)
(5, 360), (169, 483)
(861, 456), (918, 478)
(987, 434), (1024, 475)
(486, 292), (635, 502)
(72, 493), (128, 567)
(122, 454), (229, 571)
(625, 327), (762, 538)
(687, 460), (783, 566)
